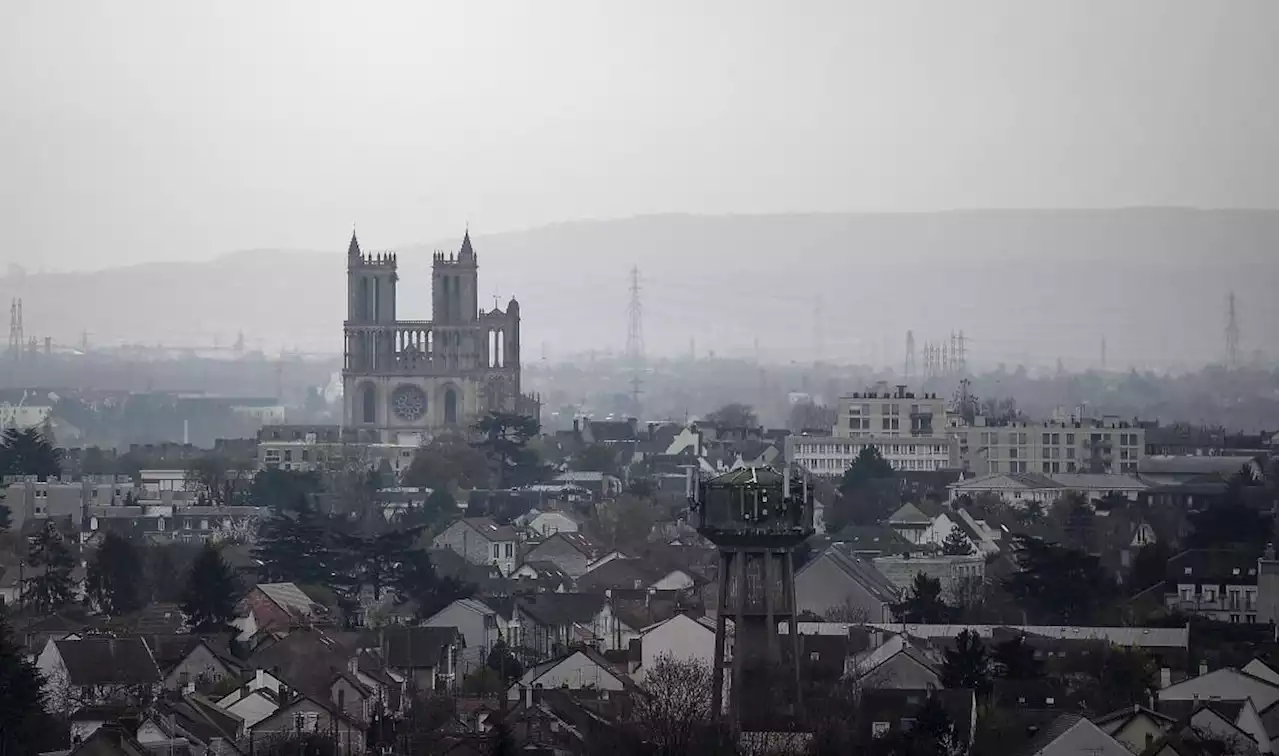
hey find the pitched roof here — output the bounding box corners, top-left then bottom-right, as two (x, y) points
(68, 723), (151, 756)
(887, 502), (934, 525)
(461, 517), (519, 542)
(255, 582), (323, 618)
(537, 531), (606, 559)
(576, 558), (672, 592)
(516, 593), (607, 629)
(805, 544), (900, 603)
(54, 637), (162, 686)
(1017, 713), (1129, 756)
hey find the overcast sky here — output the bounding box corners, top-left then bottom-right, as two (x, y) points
(0, 0), (1275, 270)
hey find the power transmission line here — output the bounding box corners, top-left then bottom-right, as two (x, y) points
(1218, 290), (1239, 370)
(625, 266), (645, 411)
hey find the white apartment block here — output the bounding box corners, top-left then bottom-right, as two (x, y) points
(949, 416), (1145, 475)
(786, 385), (955, 476)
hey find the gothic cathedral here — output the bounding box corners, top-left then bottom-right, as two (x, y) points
(342, 230), (532, 444)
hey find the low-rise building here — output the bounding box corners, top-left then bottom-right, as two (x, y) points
(1165, 549), (1265, 624)
(431, 517), (520, 576)
(950, 416), (1145, 475)
(872, 554), (985, 605)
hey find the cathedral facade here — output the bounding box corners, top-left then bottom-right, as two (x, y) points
(341, 230), (531, 444)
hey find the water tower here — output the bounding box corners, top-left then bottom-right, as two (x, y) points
(688, 464), (815, 732)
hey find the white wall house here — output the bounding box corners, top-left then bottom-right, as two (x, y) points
(635, 613), (722, 682)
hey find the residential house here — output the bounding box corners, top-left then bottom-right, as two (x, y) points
(872, 553), (985, 605)
(1158, 666), (1279, 716)
(511, 560), (575, 592)
(885, 502), (948, 546)
(147, 635), (242, 692)
(1156, 699), (1273, 754)
(635, 613), (722, 681)
(1018, 713), (1130, 756)
(1165, 549), (1263, 624)
(820, 526), (916, 558)
(795, 544), (900, 622)
(525, 510), (582, 537)
(857, 689), (976, 750)
(1094, 704), (1178, 754)
(522, 532), (607, 579)
(422, 597), (512, 678)
(379, 625), (464, 692)
(550, 471), (623, 498)
(603, 588), (688, 653)
(507, 647), (637, 702)
(498, 686), (622, 756)
(249, 692), (365, 754)
(947, 472), (1148, 507)
(849, 632), (942, 690)
(234, 582), (329, 642)
(511, 593), (609, 660)
(65, 723), (151, 756)
(36, 636), (164, 714)
(215, 668), (288, 728)
(141, 695), (246, 756)
(576, 557), (695, 594)
(432, 518), (520, 576)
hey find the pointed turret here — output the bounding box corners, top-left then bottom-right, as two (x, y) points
(458, 229), (475, 262)
(348, 231), (361, 260)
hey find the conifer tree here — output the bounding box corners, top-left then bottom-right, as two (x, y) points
(24, 523), (77, 613)
(941, 525), (976, 556)
(0, 614), (57, 754)
(252, 495), (334, 585)
(181, 543), (240, 633)
(86, 532), (147, 615)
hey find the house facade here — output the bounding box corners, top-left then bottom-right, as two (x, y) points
(431, 517), (519, 576)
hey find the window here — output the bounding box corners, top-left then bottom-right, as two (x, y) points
(1042, 463), (1051, 473)
(1051, 433), (1060, 444)
(1066, 448), (1075, 460)
(338, 689), (346, 710)
(505, 543), (513, 558)
(872, 722), (890, 738)
(284, 450), (293, 462)
(1009, 448), (1018, 459)
(1042, 433), (1050, 445)
(1230, 614), (1240, 623)
(1066, 433), (1075, 444)
(492, 544), (501, 559)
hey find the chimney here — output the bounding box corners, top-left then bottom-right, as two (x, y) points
(1198, 660), (1208, 677)
(255, 668), (265, 692)
(1159, 667), (1171, 689)
(523, 684), (532, 708)
(348, 656), (359, 676)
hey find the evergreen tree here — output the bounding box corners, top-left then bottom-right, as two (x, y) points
(486, 639), (524, 683)
(992, 635), (1042, 680)
(394, 547), (473, 621)
(894, 572), (954, 624)
(830, 446), (899, 530)
(941, 525), (976, 556)
(252, 497), (334, 585)
(0, 502), (10, 531)
(941, 630), (991, 695)
(334, 526), (425, 604)
(472, 412), (543, 488)
(181, 543), (240, 633)
(0, 614), (58, 754)
(24, 523), (77, 613)
(86, 532), (147, 616)
(1004, 534), (1116, 624)
(0, 427), (62, 479)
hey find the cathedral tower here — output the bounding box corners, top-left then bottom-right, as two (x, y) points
(342, 229), (535, 445)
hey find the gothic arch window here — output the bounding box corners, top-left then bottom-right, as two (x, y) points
(360, 383), (376, 424)
(358, 278), (370, 321)
(444, 387), (458, 425)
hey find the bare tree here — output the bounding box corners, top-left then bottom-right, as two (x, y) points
(633, 654), (721, 756)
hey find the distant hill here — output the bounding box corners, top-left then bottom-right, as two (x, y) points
(2, 209), (1275, 369)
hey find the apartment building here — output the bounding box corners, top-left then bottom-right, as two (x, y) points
(949, 416), (1145, 475)
(786, 385), (956, 476)
(255, 424), (416, 475)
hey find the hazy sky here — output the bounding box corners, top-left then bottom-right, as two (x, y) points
(1, 0), (1275, 270)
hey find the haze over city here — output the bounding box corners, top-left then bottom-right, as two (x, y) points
(1, 1), (1276, 368)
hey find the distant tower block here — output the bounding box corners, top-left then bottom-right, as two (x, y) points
(689, 464), (815, 734)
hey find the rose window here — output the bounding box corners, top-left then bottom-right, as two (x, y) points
(391, 384), (427, 422)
